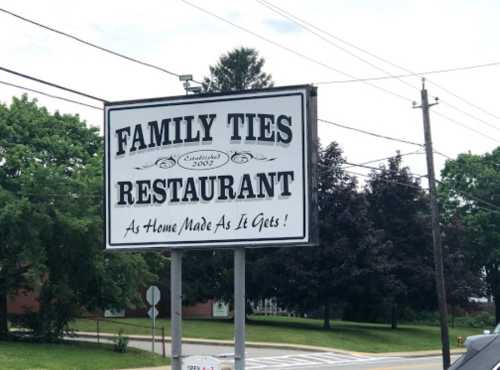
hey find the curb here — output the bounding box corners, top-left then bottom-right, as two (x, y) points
(73, 331), (466, 358)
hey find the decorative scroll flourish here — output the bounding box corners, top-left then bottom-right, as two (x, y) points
(134, 156), (176, 170)
(230, 151), (276, 164)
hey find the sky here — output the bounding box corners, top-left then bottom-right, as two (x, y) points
(1, 0), (499, 182)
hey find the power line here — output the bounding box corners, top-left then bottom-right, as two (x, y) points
(436, 98), (500, 133)
(314, 61), (500, 85)
(180, 0), (413, 104)
(346, 169), (500, 214)
(0, 79), (103, 110)
(343, 151), (424, 168)
(257, 0), (500, 135)
(433, 151), (453, 160)
(433, 178), (500, 212)
(0, 66), (108, 102)
(186, 0), (500, 143)
(256, 0), (417, 93)
(430, 81), (500, 122)
(345, 169), (424, 191)
(0, 7), (203, 84)
(343, 160), (426, 178)
(433, 110), (500, 144)
(318, 118), (424, 147)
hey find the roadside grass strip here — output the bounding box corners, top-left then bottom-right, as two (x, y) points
(244, 352), (399, 369)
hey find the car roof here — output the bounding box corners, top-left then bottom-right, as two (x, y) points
(450, 336), (500, 370)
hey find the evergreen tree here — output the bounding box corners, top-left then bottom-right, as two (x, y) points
(202, 47), (273, 92)
(365, 155), (434, 328)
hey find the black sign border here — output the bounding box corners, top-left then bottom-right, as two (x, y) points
(104, 85), (317, 250)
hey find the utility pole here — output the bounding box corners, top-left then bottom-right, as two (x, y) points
(413, 78), (451, 369)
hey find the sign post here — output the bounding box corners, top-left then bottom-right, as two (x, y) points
(146, 285), (161, 354)
(171, 250), (183, 370)
(234, 248), (245, 370)
(105, 85), (318, 370)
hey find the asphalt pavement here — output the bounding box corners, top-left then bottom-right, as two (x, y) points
(72, 334), (461, 370)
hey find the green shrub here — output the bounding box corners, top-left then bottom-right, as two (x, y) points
(113, 329), (129, 353)
(454, 312), (495, 329)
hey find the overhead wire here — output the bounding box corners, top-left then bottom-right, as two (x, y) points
(343, 151), (424, 168)
(345, 165), (500, 214)
(345, 170), (424, 191)
(256, 0), (418, 93)
(318, 118), (424, 147)
(0, 7), (203, 84)
(256, 0), (500, 125)
(433, 110), (500, 144)
(0, 65), (108, 102)
(433, 178), (500, 212)
(343, 160), (426, 178)
(314, 61), (500, 85)
(180, 0), (412, 104)
(0, 79), (103, 110)
(257, 0), (500, 142)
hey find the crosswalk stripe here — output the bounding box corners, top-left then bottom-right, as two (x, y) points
(243, 352), (400, 369)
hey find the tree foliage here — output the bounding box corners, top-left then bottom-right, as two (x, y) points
(439, 148), (500, 323)
(0, 96), (162, 340)
(202, 47), (273, 92)
(365, 155), (434, 328)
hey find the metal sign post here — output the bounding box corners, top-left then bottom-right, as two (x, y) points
(171, 250), (183, 370)
(234, 248), (246, 370)
(146, 285), (161, 353)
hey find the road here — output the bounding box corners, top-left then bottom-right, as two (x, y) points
(126, 339), (460, 370)
(73, 335), (459, 369)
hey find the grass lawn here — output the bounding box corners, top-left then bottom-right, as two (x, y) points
(0, 340), (169, 370)
(71, 315), (480, 353)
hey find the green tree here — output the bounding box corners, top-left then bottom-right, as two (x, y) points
(441, 213), (484, 326)
(202, 47), (273, 92)
(365, 155), (434, 328)
(439, 148), (500, 323)
(0, 96), (161, 339)
(276, 142), (387, 329)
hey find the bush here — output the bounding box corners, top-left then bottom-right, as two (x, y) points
(454, 312), (495, 329)
(113, 329), (129, 353)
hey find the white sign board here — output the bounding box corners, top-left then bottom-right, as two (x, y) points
(212, 301), (229, 318)
(146, 285), (161, 306)
(182, 356), (221, 370)
(105, 86), (317, 249)
(148, 306), (159, 319)
(104, 308), (125, 318)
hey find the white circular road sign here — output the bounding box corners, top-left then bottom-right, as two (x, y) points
(146, 285), (161, 306)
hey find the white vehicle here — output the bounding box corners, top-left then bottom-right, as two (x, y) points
(464, 323), (500, 347)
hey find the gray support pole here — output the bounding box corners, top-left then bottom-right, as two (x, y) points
(171, 250), (183, 370)
(162, 327), (166, 358)
(416, 79), (450, 369)
(96, 319), (100, 344)
(234, 248), (246, 370)
(152, 288), (156, 353)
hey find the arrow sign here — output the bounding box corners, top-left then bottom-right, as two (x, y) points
(148, 306), (159, 320)
(146, 285), (161, 306)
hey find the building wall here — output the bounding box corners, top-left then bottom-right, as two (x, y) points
(7, 290), (39, 314)
(8, 288), (217, 320)
(183, 300), (214, 318)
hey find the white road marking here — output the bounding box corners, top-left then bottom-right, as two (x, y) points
(243, 352), (399, 369)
